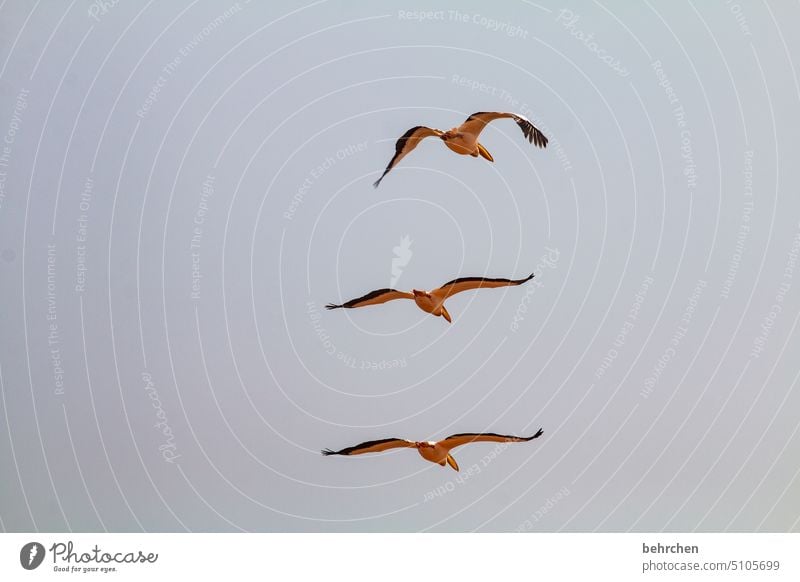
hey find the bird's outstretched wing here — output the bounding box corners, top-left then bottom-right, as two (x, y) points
(325, 288), (414, 310)
(440, 429), (544, 451)
(322, 438), (416, 456)
(430, 273), (534, 302)
(459, 112), (548, 148)
(373, 125), (443, 187)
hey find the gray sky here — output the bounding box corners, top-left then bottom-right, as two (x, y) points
(1, 0), (799, 532)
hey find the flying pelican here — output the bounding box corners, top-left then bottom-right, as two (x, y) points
(325, 273), (534, 323)
(323, 429), (544, 471)
(373, 111), (548, 187)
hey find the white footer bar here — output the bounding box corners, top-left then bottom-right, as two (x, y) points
(1, 533), (797, 581)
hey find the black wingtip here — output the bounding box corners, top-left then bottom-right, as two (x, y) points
(321, 448), (336, 456)
(515, 273), (534, 285)
(531, 428), (544, 439)
(533, 128), (549, 148)
(518, 117), (548, 149)
(373, 170), (389, 188)
(324, 303), (341, 310)
(539, 133), (549, 148)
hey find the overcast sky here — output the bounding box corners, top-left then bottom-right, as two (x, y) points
(1, 0), (799, 532)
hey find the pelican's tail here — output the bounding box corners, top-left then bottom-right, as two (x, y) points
(477, 143), (494, 162)
(446, 454), (459, 472)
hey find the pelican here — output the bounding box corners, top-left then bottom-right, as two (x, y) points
(373, 111), (548, 187)
(323, 430), (544, 471)
(325, 273), (534, 323)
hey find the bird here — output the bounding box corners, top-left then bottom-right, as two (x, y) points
(373, 111), (548, 187)
(325, 273), (534, 323)
(322, 429), (544, 472)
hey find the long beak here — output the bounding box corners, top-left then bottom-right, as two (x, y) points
(446, 454), (459, 472)
(477, 143), (494, 162)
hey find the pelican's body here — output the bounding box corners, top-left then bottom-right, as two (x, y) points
(411, 289), (452, 322)
(323, 430), (544, 472)
(441, 130), (478, 156)
(416, 441), (456, 468)
(373, 111), (548, 187)
(326, 273), (534, 323)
